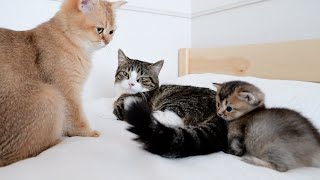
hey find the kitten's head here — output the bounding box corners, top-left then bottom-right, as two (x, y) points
(59, 0), (127, 51)
(213, 81), (265, 121)
(114, 49), (164, 95)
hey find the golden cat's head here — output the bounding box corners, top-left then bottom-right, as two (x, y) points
(213, 81), (265, 121)
(58, 0), (127, 51)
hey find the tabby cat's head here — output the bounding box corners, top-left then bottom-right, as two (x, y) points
(59, 0), (127, 51)
(114, 49), (164, 95)
(214, 81), (265, 121)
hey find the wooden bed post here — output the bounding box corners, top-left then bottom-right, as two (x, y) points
(178, 48), (190, 77)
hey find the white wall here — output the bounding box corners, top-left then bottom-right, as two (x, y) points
(191, 0), (320, 47)
(86, 8), (191, 99)
(2, 0), (319, 99)
(0, 0), (191, 99)
(125, 0), (190, 14)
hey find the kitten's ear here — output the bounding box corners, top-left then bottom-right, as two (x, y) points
(78, 0), (98, 13)
(150, 60), (164, 76)
(213, 83), (222, 90)
(238, 92), (256, 104)
(112, 1), (127, 9)
(118, 49), (128, 66)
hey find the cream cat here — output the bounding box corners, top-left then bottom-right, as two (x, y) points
(0, 0), (126, 167)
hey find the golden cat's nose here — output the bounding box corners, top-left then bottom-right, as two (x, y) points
(102, 37), (109, 44)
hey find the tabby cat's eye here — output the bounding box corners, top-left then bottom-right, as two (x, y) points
(226, 106), (233, 112)
(109, 30), (114, 35)
(138, 77), (148, 83)
(120, 71), (129, 79)
(96, 27), (104, 34)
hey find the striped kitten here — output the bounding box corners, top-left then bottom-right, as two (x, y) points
(113, 49), (228, 158)
(214, 81), (320, 172)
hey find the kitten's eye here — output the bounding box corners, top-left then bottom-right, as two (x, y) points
(109, 30), (114, 35)
(226, 106), (233, 112)
(217, 102), (220, 107)
(96, 27), (104, 34)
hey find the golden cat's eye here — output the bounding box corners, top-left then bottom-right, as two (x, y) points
(96, 27), (104, 34)
(109, 30), (114, 35)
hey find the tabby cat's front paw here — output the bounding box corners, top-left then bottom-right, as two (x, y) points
(113, 105), (124, 120)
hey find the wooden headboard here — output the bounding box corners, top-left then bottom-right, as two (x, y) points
(179, 39), (320, 82)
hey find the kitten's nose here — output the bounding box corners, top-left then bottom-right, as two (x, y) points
(129, 83), (135, 87)
(217, 113), (223, 117)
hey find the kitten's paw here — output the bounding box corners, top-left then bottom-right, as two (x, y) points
(241, 156), (286, 171)
(228, 139), (245, 156)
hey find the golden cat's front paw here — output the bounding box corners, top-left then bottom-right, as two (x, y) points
(89, 130), (101, 137)
(66, 128), (101, 137)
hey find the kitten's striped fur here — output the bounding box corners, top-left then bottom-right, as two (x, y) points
(114, 50), (227, 158)
(215, 81), (320, 171)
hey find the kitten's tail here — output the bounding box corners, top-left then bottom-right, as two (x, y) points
(124, 97), (228, 158)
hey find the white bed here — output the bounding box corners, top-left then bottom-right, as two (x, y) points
(0, 73), (320, 180)
(1, 40), (320, 179)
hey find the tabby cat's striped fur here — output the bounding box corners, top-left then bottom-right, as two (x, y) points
(113, 50), (227, 158)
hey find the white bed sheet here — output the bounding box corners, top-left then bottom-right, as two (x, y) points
(1, 73), (320, 180)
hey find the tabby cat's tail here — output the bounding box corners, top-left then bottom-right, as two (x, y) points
(124, 98), (228, 158)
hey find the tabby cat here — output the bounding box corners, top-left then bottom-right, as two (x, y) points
(0, 0), (126, 167)
(214, 81), (320, 172)
(113, 49), (228, 158)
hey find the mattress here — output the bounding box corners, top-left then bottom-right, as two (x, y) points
(1, 73), (320, 180)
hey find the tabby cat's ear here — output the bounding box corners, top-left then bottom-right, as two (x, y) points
(238, 92), (256, 105)
(150, 60), (164, 76)
(78, 0), (98, 13)
(112, 1), (127, 9)
(118, 49), (128, 66)
(213, 83), (222, 90)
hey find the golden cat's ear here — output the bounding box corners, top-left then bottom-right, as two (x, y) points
(111, 1), (127, 9)
(78, 0), (98, 13)
(150, 60), (164, 76)
(118, 49), (128, 66)
(212, 83), (222, 91)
